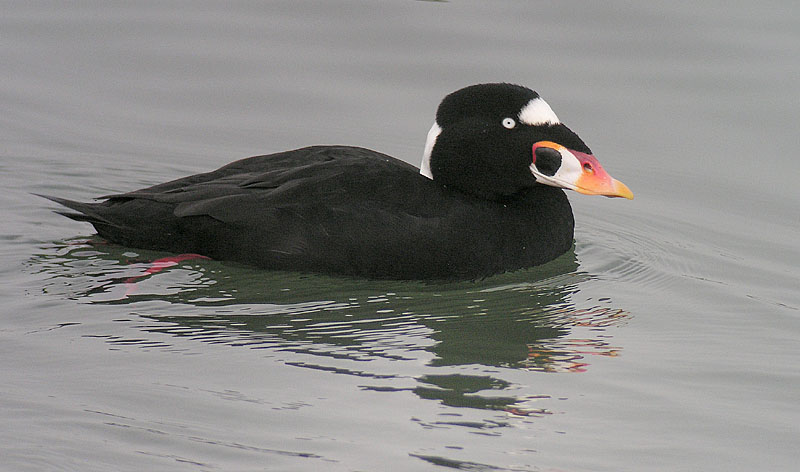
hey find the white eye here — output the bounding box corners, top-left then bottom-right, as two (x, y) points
(502, 117), (516, 129)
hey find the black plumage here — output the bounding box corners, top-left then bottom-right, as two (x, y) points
(43, 83), (627, 280)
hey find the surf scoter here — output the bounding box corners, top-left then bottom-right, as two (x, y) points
(43, 83), (632, 279)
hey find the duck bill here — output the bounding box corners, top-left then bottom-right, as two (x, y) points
(571, 150), (634, 199)
(531, 141), (634, 199)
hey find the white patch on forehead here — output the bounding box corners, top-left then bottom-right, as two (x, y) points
(420, 121), (441, 179)
(519, 97), (560, 126)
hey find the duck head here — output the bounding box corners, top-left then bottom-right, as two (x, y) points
(421, 83), (633, 201)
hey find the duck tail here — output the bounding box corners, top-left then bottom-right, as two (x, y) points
(35, 194), (113, 226)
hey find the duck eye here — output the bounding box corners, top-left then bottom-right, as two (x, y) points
(501, 117), (516, 129)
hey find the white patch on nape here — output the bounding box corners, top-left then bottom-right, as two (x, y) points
(420, 121), (441, 179)
(519, 97), (560, 126)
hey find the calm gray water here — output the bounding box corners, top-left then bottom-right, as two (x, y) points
(2, 1), (799, 471)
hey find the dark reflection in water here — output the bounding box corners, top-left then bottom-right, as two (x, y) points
(31, 238), (629, 415)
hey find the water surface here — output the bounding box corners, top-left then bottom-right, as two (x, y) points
(2, 1), (799, 471)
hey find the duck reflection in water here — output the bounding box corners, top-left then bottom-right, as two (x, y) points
(33, 239), (629, 414)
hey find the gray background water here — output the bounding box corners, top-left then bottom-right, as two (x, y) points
(2, 1), (799, 471)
